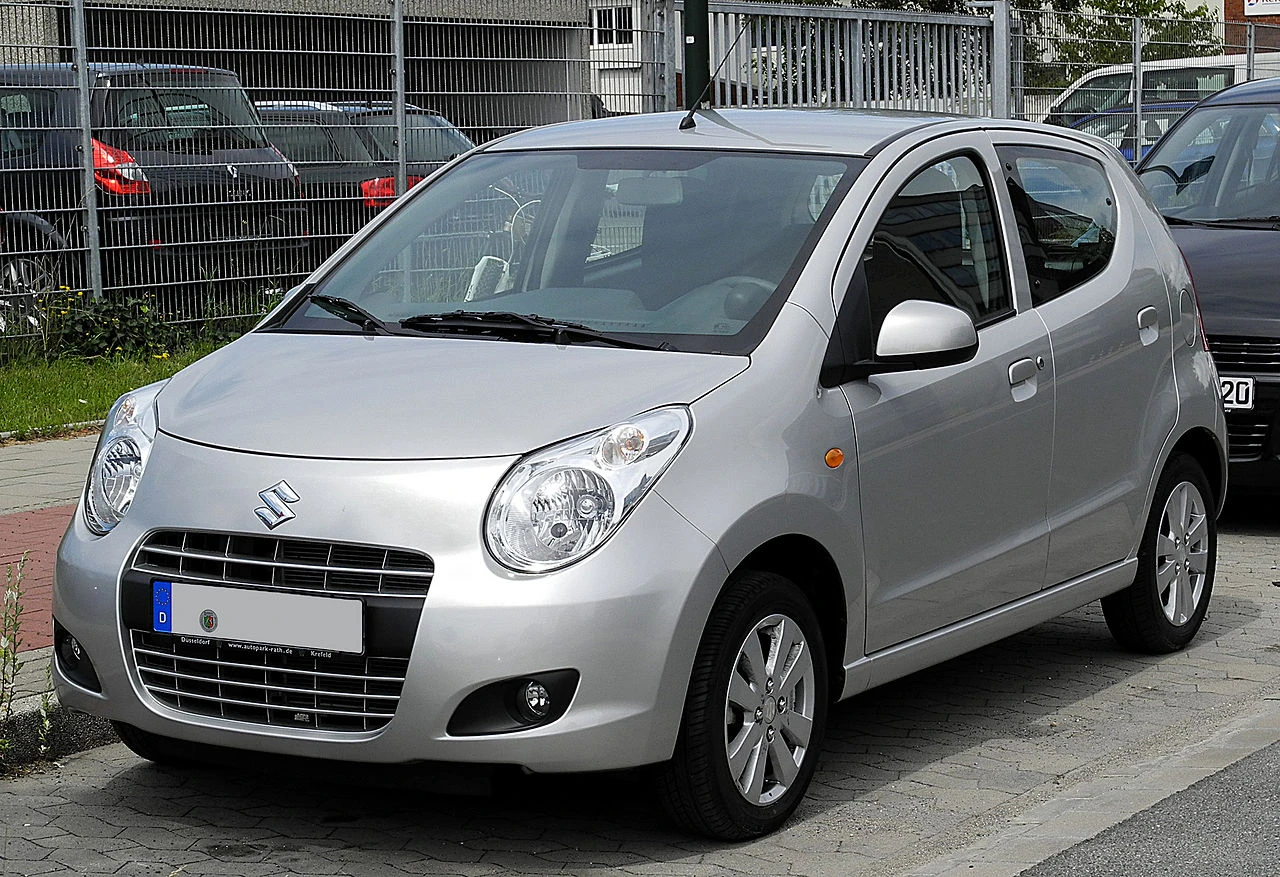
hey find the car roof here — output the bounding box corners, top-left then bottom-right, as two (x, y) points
(0, 62), (238, 87)
(1199, 77), (1280, 106)
(482, 108), (976, 158)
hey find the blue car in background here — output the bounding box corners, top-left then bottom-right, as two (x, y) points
(1069, 102), (1196, 162)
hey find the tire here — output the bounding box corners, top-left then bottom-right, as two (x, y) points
(111, 721), (191, 766)
(658, 571), (828, 840)
(1102, 454), (1216, 653)
(0, 239), (58, 331)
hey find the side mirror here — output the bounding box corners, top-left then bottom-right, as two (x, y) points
(874, 300), (978, 370)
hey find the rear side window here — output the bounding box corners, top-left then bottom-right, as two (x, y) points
(999, 146), (1116, 306)
(863, 154), (1012, 335)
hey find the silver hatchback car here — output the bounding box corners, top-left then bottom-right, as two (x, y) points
(54, 109), (1227, 839)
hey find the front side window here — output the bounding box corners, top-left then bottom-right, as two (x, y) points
(862, 154), (1011, 336)
(1000, 146), (1117, 305)
(279, 148), (861, 355)
(1139, 105), (1280, 222)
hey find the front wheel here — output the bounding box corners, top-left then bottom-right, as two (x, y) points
(657, 571), (828, 840)
(1102, 454), (1216, 653)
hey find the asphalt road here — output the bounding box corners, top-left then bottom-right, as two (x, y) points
(1022, 740), (1280, 877)
(2, 496), (1280, 876)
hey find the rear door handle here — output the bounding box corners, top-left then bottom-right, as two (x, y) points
(1138, 306), (1159, 345)
(1009, 357), (1038, 386)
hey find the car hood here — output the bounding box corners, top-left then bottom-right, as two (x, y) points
(156, 333), (748, 459)
(1172, 225), (1280, 337)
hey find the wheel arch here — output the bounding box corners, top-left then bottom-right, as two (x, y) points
(1, 212), (69, 250)
(1168, 426), (1227, 516)
(730, 534), (848, 701)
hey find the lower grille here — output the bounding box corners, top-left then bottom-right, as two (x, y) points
(1227, 413), (1271, 462)
(131, 630), (407, 732)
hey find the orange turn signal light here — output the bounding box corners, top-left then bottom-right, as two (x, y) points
(825, 448), (844, 469)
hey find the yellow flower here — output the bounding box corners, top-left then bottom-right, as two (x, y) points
(76, 290), (83, 297)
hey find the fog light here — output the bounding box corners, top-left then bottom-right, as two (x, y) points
(447, 669), (579, 736)
(54, 619), (101, 692)
(518, 681), (552, 722)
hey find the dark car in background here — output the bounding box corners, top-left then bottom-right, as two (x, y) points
(257, 100), (473, 258)
(1069, 102), (1194, 162)
(0, 63), (306, 302)
(1137, 78), (1280, 488)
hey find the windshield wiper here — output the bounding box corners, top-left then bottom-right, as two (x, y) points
(306, 293), (402, 336)
(399, 310), (672, 350)
(1164, 215), (1280, 229)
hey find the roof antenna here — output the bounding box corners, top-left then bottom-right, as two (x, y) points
(679, 15), (751, 131)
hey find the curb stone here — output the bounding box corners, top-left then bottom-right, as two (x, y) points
(1, 647), (116, 770)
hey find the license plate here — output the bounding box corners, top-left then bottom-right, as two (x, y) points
(1221, 376), (1255, 411)
(152, 581), (363, 655)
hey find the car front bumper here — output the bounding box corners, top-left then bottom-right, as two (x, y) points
(54, 431), (726, 772)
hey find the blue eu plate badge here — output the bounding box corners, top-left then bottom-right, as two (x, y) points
(153, 581), (172, 632)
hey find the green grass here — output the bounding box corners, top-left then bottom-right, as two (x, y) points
(0, 343), (219, 438)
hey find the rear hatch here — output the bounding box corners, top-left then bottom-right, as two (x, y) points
(94, 69), (304, 248)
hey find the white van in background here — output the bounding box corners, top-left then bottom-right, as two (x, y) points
(1038, 51), (1280, 126)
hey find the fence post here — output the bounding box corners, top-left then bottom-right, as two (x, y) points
(1132, 16), (1142, 137)
(390, 0), (407, 198)
(1248, 23), (1257, 80)
(640, 0), (665, 113)
(68, 0), (102, 300)
(968, 0), (1009, 118)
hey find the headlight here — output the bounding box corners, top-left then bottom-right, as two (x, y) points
(84, 380), (166, 535)
(485, 406), (692, 573)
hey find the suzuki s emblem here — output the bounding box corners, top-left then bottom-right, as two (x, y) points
(254, 480), (299, 529)
(227, 164), (239, 180)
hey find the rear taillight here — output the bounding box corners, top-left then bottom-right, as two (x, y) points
(92, 140), (150, 196)
(361, 175), (425, 209)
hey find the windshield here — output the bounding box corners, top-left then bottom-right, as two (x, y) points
(282, 148), (861, 354)
(104, 72), (268, 151)
(1138, 104), (1280, 221)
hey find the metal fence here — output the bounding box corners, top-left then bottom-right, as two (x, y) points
(1011, 4), (1280, 160)
(9, 0), (1280, 345)
(0, 0), (669, 340)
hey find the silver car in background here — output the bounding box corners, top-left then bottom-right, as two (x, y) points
(54, 109), (1227, 839)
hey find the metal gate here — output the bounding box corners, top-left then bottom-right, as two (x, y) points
(678, 1), (998, 117)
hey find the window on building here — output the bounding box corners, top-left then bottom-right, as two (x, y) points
(592, 5), (634, 45)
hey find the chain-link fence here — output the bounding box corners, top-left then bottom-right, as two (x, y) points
(0, 0), (668, 344)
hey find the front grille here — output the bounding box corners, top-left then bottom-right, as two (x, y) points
(1227, 413), (1271, 461)
(132, 530), (433, 597)
(1208, 336), (1280, 373)
(131, 630), (406, 732)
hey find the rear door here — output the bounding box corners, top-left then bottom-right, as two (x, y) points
(995, 136), (1177, 586)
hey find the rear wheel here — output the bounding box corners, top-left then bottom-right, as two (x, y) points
(1102, 454), (1216, 653)
(0, 240), (57, 332)
(658, 571), (828, 840)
